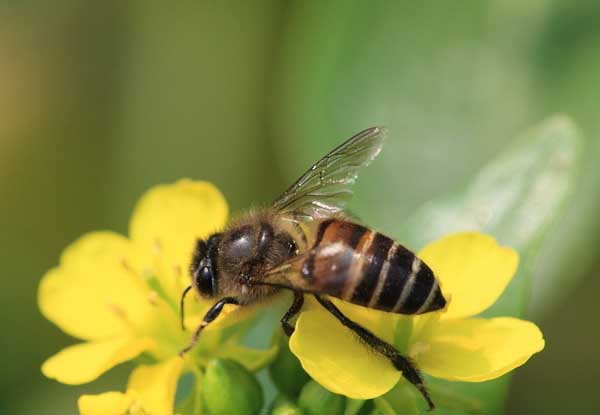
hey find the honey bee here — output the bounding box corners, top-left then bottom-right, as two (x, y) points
(179, 127), (446, 410)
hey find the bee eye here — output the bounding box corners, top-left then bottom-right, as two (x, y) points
(196, 266), (214, 297)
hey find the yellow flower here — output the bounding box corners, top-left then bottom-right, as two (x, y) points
(38, 179), (274, 415)
(289, 232), (545, 400)
(77, 358), (181, 415)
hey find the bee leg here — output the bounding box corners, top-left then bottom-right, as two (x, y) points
(178, 297), (239, 356)
(314, 295), (435, 411)
(280, 291), (304, 336)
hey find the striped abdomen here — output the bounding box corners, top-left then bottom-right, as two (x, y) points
(301, 219), (446, 315)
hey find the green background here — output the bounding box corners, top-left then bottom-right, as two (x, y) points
(1, 1), (599, 413)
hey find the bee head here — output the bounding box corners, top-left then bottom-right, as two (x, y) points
(190, 233), (222, 298)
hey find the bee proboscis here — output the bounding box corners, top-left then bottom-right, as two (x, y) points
(180, 127), (446, 410)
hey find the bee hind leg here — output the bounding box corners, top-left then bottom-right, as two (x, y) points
(313, 295), (435, 411)
(280, 291), (304, 336)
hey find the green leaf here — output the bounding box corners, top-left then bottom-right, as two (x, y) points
(377, 382), (420, 415)
(175, 372), (204, 415)
(372, 398), (397, 415)
(396, 116), (582, 414)
(398, 115), (582, 316)
(269, 331), (311, 399)
(345, 398), (367, 415)
(273, 1), (540, 222)
(427, 382), (484, 414)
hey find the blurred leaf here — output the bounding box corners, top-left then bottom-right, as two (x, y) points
(524, 1), (600, 318)
(428, 382), (484, 414)
(396, 116), (582, 414)
(109, 0), (285, 226)
(373, 394), (418, 415)
(378, 383), (420, 415)
(176, 372), (203, 415)
(297, 381), (345, 415)
(273, 0), (539, 225)
(345, 398), (367, 415)
(398, 115), (582, 316)
(269, 331), (310, 398)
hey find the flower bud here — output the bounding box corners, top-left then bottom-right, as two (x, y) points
(202, 358), (263, 415)
(298, 381), (345, 415)
(270, 394), (304, 415)
(269, 333), (310, 398)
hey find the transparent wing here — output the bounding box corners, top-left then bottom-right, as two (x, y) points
(272, 127), (387, 221)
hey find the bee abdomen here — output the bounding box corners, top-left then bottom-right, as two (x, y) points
(311, 219), (446, 315)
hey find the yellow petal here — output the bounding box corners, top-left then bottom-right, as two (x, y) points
(290, 298), (401, 399)
(42, 337), (154, 385)
(39, 232), (152, 340)
(127, 357), (183, 415)
(129, 180), (228, 300)
(78, 392), (133, 415)
(412, 317), (544, 382)
(418, 232), (518, 319)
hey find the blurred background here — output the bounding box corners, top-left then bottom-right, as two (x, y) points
(1, 1), (599, 413)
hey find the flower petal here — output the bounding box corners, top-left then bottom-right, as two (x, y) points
(412, 317), (544, 381)
(289, 298), (401, 399)
(38, 232), (153, 340)
(418, 232), (518, 319)
(78, 392), (133, 415)
(127, 357), (183, 415)
(41, 337), (154, 384)
(129, 180), (228, 300)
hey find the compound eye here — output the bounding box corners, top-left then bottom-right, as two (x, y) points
(195, 266), (214, 297)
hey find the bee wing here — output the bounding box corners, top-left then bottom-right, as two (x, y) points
(260, 242), (355, 296)
(272, 127), (387, 221)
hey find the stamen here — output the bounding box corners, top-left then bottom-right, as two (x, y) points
(107, 302), (138, 332)
(409, 341), (431, 358)
(121, 258), (135, 274)
(106, 302), (131, 323)
(153, 238), (163, 255)
(121, 257), (153, 292)
(128, 399), (144, 415)
(173, 264), (185, 292)
(147, 291), (159, 306)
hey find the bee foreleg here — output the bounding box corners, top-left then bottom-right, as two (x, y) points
(313, 295), (435, 411)
(280, 291), (304, 336)
(178, 297), (239, 356)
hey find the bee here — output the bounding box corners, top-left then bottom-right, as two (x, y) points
(179, 127), (446, 410)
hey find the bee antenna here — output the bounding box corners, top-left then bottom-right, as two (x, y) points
(180, 285), (193, 330)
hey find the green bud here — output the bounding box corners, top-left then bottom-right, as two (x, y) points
(202, 358), (263, 415)
(270, 394), (304, 415)
(345, 398), (367, 415)
(298, 381), (345, 415)
(269, 332), (310, 398)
